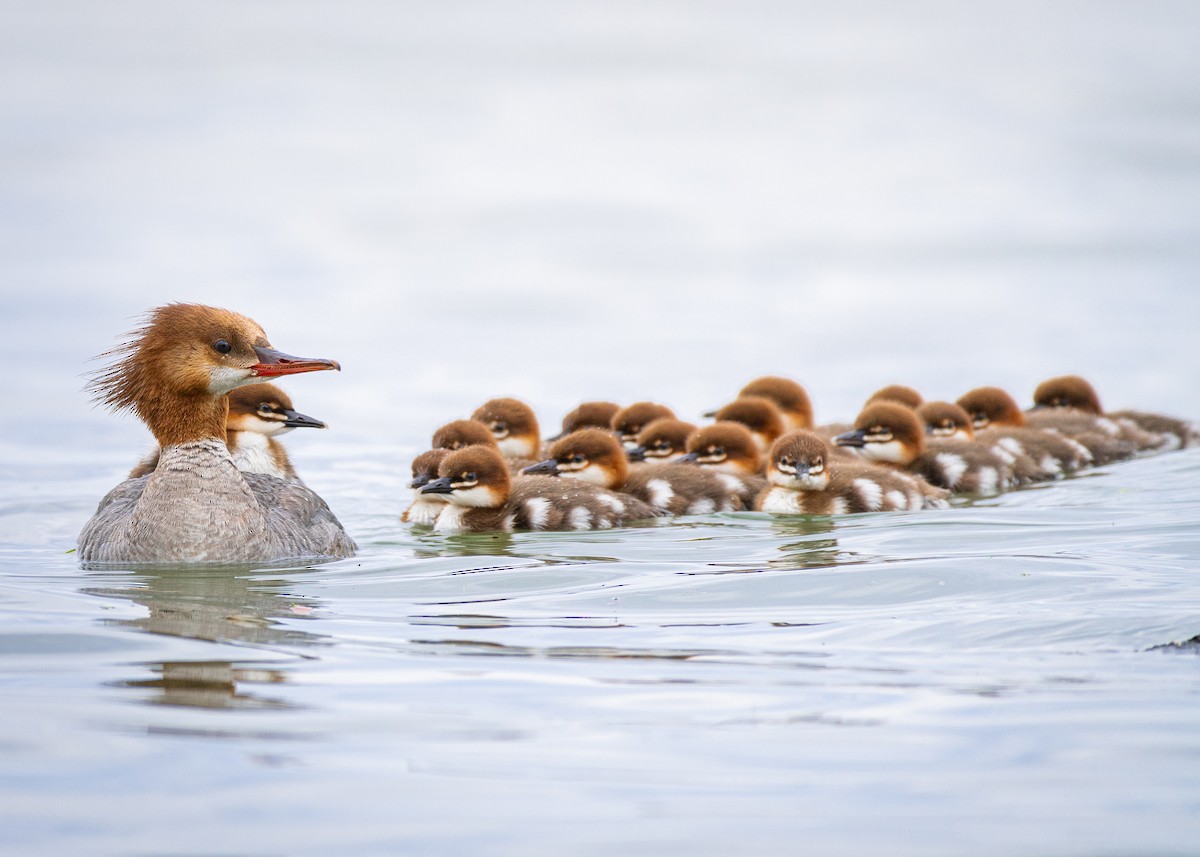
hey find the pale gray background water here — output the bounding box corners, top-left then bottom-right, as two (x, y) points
(2, 2), (1199, 855)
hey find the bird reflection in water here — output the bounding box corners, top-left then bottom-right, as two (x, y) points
(85, 563), (328, 710)
(766, 514), (850, 570)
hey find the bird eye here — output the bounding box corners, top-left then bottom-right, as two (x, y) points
(571, 454), (585, 464)
(493, 422), (507, 433)
(213, 339), (232, 354)
(814, 457), (823, 467)
(463, 472), (476, 482)
(258, 404), (273, 415)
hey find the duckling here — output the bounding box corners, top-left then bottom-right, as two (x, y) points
(956, 386), (1093, 473)
(835, 401), (1018, 495)
(627, 417), (698, 463)
(757, 430), (948, 514)
(401, 448), (450, 525)
(78, 303), (355, 563)
(611, 401), (676, 450)
(420, 446), (655, 533)
(523, 429), (743, 515)
(710, 395), (786, 453)
(1031, 375), (1189, 453)
(471, 396), (545, 460)
(673, 421), (768, 508)
(865, 384), (924, 410)
(737, 376), (814, 431)
(548, 401), (622, 442)
(431, 419), (501, 452)
(129, 382), (326, 482)
(917, 400), (1049, 483)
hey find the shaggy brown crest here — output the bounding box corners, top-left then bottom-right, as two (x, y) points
(1032, 375), (1103, 415)
(957, 386), (1027, 429)
(88, 303), (338, 447)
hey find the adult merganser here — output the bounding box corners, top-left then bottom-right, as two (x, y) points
(757, 430), (948, 514)
(77, 303), (356, 563)
(522, 428), (744, 515)
(129, 382), (326, 482)
(420, 446), (655, 533)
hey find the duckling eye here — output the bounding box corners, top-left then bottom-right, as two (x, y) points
(213, 339), (232, 354)
(813, 457), (823, 467)
(462, 472), (476, 482)
(258, 404), (273, 416)
(492, 421), (507, 433)
(779, 456), (793, 467)
(570, 454), (585, 464)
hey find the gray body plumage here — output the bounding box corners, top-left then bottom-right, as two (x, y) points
(78, 439), (356, 564)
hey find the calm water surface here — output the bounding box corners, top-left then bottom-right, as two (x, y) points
(3, 1), (1200, 854)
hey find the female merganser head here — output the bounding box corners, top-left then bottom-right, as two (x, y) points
(865, 384), (924, 410)
(628, 417), (697, 463)
(79, 303), (354, 563)
(90, 303), (340, 447)
(710, 395), (785, 453)
(611, 401), (676, 449)
(421, 445), (655, 532)
(431, 419), (500, 452)
(471, 397), (541, 460)
(956, 386), (1027, 430)
(738, 376), (814, 431)
(1032, 375), (1103, 414)
(676, 421), (763, 475)
(916, 401), (975, 441)
(547, 401), (621, 442)
(835, 402), (923, 466)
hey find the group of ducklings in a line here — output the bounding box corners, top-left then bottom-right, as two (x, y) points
(77, 304), (1197, 565)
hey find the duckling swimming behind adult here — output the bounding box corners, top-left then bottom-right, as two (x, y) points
(77, 303), (356, 564)
(129, 382), (326, 483)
